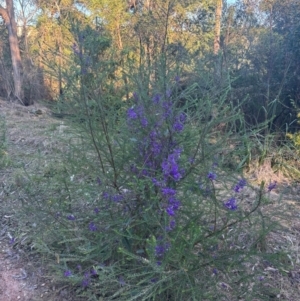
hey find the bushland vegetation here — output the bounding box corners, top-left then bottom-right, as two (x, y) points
(1, 0), (300, 300)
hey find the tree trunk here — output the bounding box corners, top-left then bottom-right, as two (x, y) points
(213, 0), (223, 87)
(214, 0), (223, 55)
(0, 0), (24, 103)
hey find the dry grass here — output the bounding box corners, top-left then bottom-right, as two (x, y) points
(0, 98), (76, 300)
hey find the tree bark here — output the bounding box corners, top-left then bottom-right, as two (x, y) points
(214, 0), (223, 55)
(0, 0), (24, 103)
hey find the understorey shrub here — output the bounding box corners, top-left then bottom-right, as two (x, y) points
(20, 29), (287, 301)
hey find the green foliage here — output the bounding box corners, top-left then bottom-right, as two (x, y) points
(287, 111), (300, 149)
(17, 31), (288, 300)
(0, 115), (10, 168)
(7, 1), (298, 298)
(287, 133), (300, 149)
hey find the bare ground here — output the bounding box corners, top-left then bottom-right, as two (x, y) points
(0, 99), (73, 301)
(1, 98), (300, 300)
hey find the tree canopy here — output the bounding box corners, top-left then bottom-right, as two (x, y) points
(0, 0), (298, 132)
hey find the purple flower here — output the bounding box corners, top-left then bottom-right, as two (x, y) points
(155, 242), (170, 258)
(130, 164), (138, 174)
(64, 270), (72, 277)
(140, 116), (148, 127)
(169, 197), (181, 210)
(173, 120), (184, 132)
(149, 131), (162, 156)
(112, 194), (123, 202)
(152, 93), (161, 104)
(89, 222), (97, 232)
(170, 219), (176, 228)
(238, 178), (247, 188)
(166, 219), (176, 231)
(173, 148), (182, 157)
(133, 92), (139, 102)
(161, 149), (182, 181)
(129, 105), (148, 127)
(212, 162), (218, 169)
(233, 179), (246, 192)
(267, 181), (277, 192)
(82, 278), (89, 288)
(82, 272), (90, 287)
(67, 214), (76, 220)
(213, 268), (218, 275)
(161, 187), (176, 197)
(207, 172), (217, 181)
(96, 177), (102, 185)
(188, 157), (195, 164)
(102, 191), (110, 200)
(94, 207), (100, 214)
(174, 75), (180, 83)
(233, 185), (241, 193)
(119, 276), (126, 286)
(127, 108), (137, 120)
(162, 101), (172, 118)
(141, 169), (149, 177)
(151, 141), (162, 156)
(224, 198), (237, 211)
(155, 245), (165, 257)
(152, 178), (164, 187)
(179, 112), (186, 123)
(149, 130), (157, 140)
(202, 182), (212, 194)
(166, 206), (175, 216)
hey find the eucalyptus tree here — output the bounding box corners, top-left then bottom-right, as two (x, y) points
(214, 0), (223, 54)
(0, 0), (24, 103)
(15, 0), (38, 55)
(224, 0), (300, 131)
(85, 0), (129, 51)
(31, 0), (87, 97)
(269, 0), (300, 113)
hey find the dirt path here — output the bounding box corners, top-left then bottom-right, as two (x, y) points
(0, 240), (35, 301)
(0, 99), (70, 301)
(0, 100), (39, 301)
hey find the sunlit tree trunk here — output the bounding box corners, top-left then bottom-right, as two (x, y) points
(116, 21), (123, 50)
(0, 0), (24, 103)
(214, 0), (223, 55)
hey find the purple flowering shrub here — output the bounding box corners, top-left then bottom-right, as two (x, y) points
(57, 85), (280, 300)
(25, 58), (285, 300)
